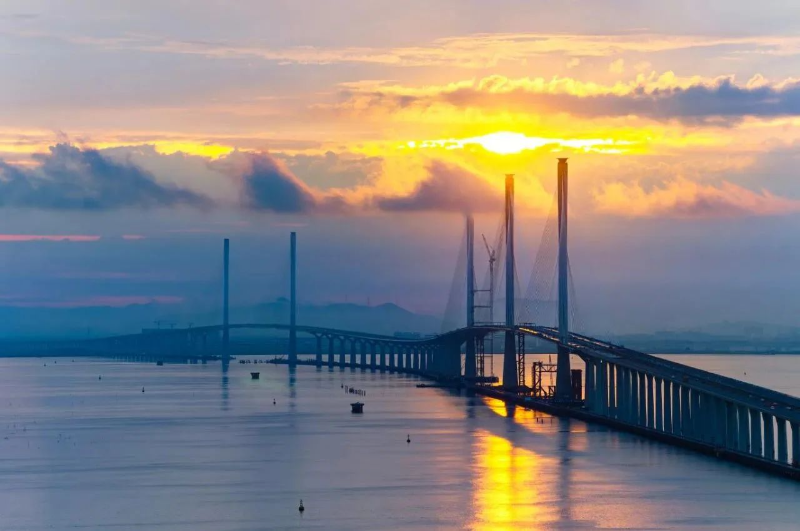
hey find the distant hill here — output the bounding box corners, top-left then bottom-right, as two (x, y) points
(0, 300), (441, 340)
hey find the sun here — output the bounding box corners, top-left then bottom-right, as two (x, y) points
(465, 132), (544, 155)
(405, 131), (633, 155)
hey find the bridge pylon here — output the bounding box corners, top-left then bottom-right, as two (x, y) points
(555, 158), (572, 401)
(464, 214), (477, 379)
(502, 174), (519, 389)
(222, 238), (230, 359)
(289, 232), (298, 366)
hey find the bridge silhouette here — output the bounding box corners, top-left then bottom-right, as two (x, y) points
(42, 159), (800, 481)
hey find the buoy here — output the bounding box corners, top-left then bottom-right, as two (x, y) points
(273, 399), (276, 405)
(142, 387), (145, 393)
(407, 434), (411, 444)
(98, 376), (101, 380)
(298, 499), (305, 513)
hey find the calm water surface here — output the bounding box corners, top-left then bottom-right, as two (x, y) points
(0, 354), (799, 530)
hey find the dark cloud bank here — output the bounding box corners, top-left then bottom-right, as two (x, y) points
(0, 144), (209, 210)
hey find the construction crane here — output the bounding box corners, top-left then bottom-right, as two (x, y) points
(473, 233), (498, 378)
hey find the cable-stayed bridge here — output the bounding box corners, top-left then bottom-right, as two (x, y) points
(19, 159), (800, 482)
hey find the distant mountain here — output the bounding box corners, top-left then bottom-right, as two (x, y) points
(0, 300), (441, 340)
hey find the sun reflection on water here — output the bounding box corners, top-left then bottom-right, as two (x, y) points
(471, 427), (559, 530)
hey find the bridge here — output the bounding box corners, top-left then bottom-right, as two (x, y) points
(26, 159), (800, 481)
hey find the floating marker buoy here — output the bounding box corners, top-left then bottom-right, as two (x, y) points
(273, 399), (276, 405)
(298, 499), (305, 513)
(142, 387), (145, 393)
(407, 434), (411, 444)
(98, 376), (101, 380)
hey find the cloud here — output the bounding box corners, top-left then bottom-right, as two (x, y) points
(0, 144), (211, 210)
(28, 30), (800, 68)
(375, 161), (501, 213)
(0, 234), (100, 242)
(593, 178), (800, 218)
(334, 73), (800, 122)
(224, 152), (351, 214)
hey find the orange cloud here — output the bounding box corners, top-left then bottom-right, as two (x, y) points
(593, 178), (800, 218)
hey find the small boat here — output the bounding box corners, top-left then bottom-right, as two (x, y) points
(251, 372), (260, 380)
(156, 361), (164, 366)
(350, 402), (364, 414)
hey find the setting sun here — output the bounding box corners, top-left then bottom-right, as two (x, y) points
(408, 131), (634, 155)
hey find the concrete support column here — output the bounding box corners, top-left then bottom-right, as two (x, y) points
(338, 338), (346, 367)
(750, 409), (762, 457)
(691, 390), (701, 440)
(379, 344), (386, 370)
(328, 336), (334, 368)
(638, 372), (647, 426)
(596, 361), (607, 416)
(679, 386), (690, 437)
(777, 418), (788, 464)
(763, 412), (775, 461)
(585, 360), (595, 412)
(360, 341), (367, 367)
(664, 380), (672, 433)
(631, 371), (640, 425)
(388, 346), (396, 370)
(618, 368), (627, 421)
(737, 404), (749, 452)
(620, 367), (633, 422)
(370, 343), (376, 369)
(414, 348), (420, 371)
(646, 374), (655, 428)
(348, 340), (356, 367)
(671, 383), (681, 435)
(715, 397), (726, 446)
(405, 347), (412, 370)
(725, 401), (737, 449)
(655, 377), (663, 431)
(609, 364), (617, 418)
(315, 336), (322, 367)
(792, 421), (800, 467)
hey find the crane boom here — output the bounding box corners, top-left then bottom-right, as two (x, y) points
(481, 233), (495, 261)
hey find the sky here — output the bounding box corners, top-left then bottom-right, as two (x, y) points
(3, 0), (800, 335)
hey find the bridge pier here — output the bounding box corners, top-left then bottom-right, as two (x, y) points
(315, 336), (322, 367)
(597, 360), (607, 416)
(678, 385), (689, 436)
(379, 344), (386, 371)
(750, 408), (762, 456)
(664, 380), (673, 433)
(714, 396), (726, 446)
(389, 346), (396, 371)
(764, 412), (775, 460)
(691, 389), (701, 439)
(338, 337), (346, 368)
(349, 339), (357, 368)
(360, 341), (367, 368)
(777, 418), (788, 463)
(609, 364), (618, 418)
(646, 375), (655, 428)
(328, 336), (335, 368)
(655, 377), (663, 431)
(584, 360), (595, 411)
(737, 404), (749, 452)
(370, 343), (376, 370)
(725, 401), (737, 448)
(791, 421), (799, 467)
(639, 373), (648, 427)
